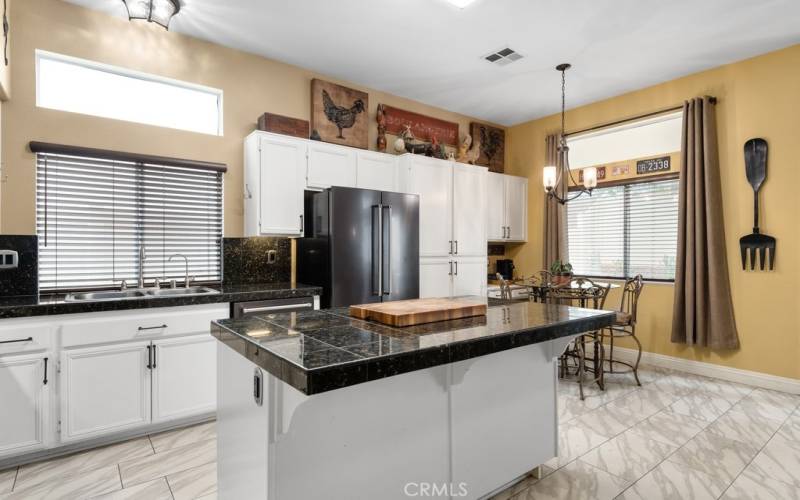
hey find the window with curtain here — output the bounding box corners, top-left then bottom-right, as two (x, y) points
(567, 178), (679, 281)
(35, 150), (223, 291)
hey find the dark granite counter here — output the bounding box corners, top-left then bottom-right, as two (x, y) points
(211, 299), (615, 395)
(0, 282), (322, 319)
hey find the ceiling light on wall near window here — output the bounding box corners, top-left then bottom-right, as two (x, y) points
(444, 0), (479, 8)
(122, 0), (180, 30)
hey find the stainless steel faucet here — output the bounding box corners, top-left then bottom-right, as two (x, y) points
(137, 245), (146, 289)
(168, 253), (190, 288)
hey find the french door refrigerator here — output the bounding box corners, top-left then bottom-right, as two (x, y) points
(298, 187), (420, 308)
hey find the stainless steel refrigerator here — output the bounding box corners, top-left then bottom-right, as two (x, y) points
(297, 187), (420, 308)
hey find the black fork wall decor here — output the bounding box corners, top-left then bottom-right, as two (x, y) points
(739, 138), (776, 270)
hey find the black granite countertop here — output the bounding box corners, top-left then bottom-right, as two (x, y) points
(0, 283), (322, 319)
(211, 299), (615, 395)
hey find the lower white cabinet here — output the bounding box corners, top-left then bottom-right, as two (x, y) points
(453, 258), (487, 297)
(152, 335), (217, 423)
(420, 257), (487, 298)
(0, 353), (50, 456)
(420, 258), (455, 299)
(60, 341), (152, 442)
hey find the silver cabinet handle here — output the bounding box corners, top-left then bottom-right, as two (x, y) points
(241, 303), (313, 314)
(299, 214), (304, 232)
(138, 324), (167, 331)
(449, 261), (453, 276)
(455, 240), (458, 255)
(455, 261), (458, 276)
(449, 240), (453, 255)
(0, 336), (33, 345)
(253, 368), (263, 406)
(507, 226), (512, 239)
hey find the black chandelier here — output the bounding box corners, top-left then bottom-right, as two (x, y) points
(122, 0), (180, 30)
(542, 64), (597, 204)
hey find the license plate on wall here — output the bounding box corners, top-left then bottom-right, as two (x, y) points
(636, 156), (671, 174)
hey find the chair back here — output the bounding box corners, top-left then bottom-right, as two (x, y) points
(549, 277), (610, 310)
(619, 275), (644, 323)
(495, 273), (512, 300)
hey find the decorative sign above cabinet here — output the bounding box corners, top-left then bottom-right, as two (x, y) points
(382, 105), (459, 146)
(636, 156), (671, 175)
(470, 122), (505, 173)
(311, 79), (369, 150)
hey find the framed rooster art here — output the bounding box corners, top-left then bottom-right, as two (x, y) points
(311, 79), (369, 149)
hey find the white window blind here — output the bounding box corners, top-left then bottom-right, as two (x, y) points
(36, 151), (223, 291)
(567, 178), (679, 281)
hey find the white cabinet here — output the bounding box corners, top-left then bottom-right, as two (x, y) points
(244, 132), (306, 237)
(400, 155), (454, 257)
(452, 258), (487, 297)
(420, 258), (455, 299)
(0, 353), (49, 457)
(152, 335), (217, 423)
(487, 172), (528, 242)
(453, 163), (488, 257)
(356, 150), (398, 191)
(307, 141), (357, 190)
(60, 341), (151, 442)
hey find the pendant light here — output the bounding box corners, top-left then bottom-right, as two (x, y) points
(543, 64), (596, 204)
(122, 0), (180, 30)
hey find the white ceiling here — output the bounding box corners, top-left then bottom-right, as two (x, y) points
(63, 0), (800, 126)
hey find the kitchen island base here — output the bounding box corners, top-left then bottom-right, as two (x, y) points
(217, 335), (573, 500)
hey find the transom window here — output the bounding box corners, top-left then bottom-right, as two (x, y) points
(34, 144), (224, 291)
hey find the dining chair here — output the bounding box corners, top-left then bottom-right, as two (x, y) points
(601, 275), (644, 386)
(551, 277), (611, 400)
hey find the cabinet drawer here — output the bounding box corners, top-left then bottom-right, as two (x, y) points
(61, 304), (229, 347)
(0, 320), (52, 356)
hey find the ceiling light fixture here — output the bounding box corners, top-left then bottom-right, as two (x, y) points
(543, 63), (596, 204)
(122, 0), (180, 30)
(443, 0), (479, 8)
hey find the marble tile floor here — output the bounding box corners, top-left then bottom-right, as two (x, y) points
(1, 366), (799, 500)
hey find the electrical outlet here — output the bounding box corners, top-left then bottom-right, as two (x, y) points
(0, 250), (19, 270)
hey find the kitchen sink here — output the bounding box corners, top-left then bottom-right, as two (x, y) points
(146, 287), (219, 297)
(65, 286), (219, 302)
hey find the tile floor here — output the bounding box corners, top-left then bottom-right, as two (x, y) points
(0, 366), (798, 499)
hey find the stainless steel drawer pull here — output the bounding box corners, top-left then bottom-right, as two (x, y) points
(138, 324), (167, 331)
(0, 337), (33, 344)
(241, 303), (313, 314)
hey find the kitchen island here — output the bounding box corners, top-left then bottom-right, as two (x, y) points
(211, 299), (614, 500)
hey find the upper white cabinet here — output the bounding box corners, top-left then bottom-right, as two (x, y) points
(356, 150), (398, 192)
(399, 155), (455, 258)
(307, 141), (357, 190)
(487, 172), (528, 242)
(0, 353), (49, 457)
(453, 163), (488, 257)
(245, 132), (306, 237)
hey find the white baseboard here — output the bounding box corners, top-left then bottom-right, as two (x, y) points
(609, 346), (800, 395)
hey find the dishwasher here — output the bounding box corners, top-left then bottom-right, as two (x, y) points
(232, 296), (318, 319)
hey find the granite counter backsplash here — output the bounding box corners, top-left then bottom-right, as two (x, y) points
(223, 237), (290, 284)
(0, 235), (38, 297)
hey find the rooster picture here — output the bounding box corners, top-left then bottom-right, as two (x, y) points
(480, 125), (503, 164)
(322, 89), (366, 139)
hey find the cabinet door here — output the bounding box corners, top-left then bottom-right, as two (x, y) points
(307, 142), (357, 189)
(0, 354), (49, 456)
(452, 258), (487, 297)
(505, 175), (528, 242)
(405, 157), (453, 257)
(152, 335), (216, 423)
(453, 164), (487, 257)
(258, 135), (306, 236)
(356, 151), (397, 191)
(419, 257), (453, 298)
(60, 342), (151, 442)
(487, 172), (506, 241)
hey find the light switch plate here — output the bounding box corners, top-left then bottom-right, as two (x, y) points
(0, 250), (19, 270)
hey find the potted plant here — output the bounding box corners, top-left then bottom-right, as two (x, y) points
(549, 260), (573, 286)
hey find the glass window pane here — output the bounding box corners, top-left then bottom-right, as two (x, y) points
(567, 185), (625, 278)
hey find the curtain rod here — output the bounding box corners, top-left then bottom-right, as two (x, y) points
(565, 96), (717, 138)
(28, 142), (228, 173)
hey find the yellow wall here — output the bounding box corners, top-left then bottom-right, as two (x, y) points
(1, 0), (499, 236)
(507, 44), (800, 379)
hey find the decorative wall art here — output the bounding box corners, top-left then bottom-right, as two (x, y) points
(611, 164), (630, 176)
(470, 122), (505, 173)
(311, 79), (368, 149)
(376, 104), (388, 151)
(381, 105), (459, 147)
(257, 112), (309, 139)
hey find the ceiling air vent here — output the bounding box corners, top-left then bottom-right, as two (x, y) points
(484, 47), (523, 66)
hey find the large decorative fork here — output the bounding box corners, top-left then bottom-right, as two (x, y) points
(739, 138), (775, 270)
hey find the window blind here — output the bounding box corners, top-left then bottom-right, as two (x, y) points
(567, 178), (679, 281)
(36, 152), (223, 291)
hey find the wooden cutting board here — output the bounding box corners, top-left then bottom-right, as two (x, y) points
(350, 298), (487, 327)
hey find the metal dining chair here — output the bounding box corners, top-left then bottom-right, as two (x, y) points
(552, 277), (611, 400)
(601, 275), (645, 385)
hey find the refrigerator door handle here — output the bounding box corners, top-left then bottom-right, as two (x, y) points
(382, 205), (392, 296)
(372, 205), (382, 296)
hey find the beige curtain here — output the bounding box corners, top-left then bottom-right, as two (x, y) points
(671, 97), (739, 349)
(542, 135), (568, 269)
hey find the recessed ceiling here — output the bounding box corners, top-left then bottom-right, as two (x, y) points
(63, 0), (800, 126)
